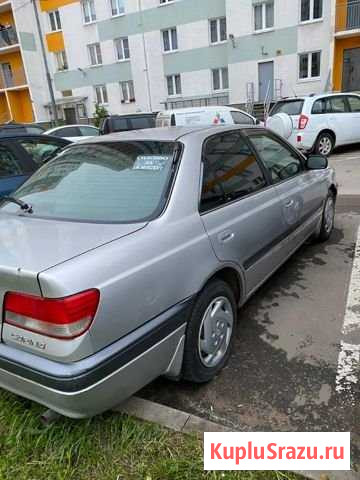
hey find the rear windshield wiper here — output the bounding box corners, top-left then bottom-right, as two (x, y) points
(2, 196), (33, 214)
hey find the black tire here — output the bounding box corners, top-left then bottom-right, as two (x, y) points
(182, 279), (237, 383)
(314, 192), (336, 243)
(314, 132), (335, 156)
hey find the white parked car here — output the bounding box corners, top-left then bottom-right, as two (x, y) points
(267, 93), (360, 156)
(45, 124), (100, 142)
(156, 106), (260, 128)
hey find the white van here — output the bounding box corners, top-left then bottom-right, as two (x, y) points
(156, 106), (259, 128)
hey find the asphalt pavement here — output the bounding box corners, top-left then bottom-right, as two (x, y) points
(141, 146), (360, 471)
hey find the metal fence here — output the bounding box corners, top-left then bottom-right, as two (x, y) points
(0, 66), (26, 89)
(164, 94), (229, 110)
(336, 1), (360, 32)
(0, 26), (18, 48)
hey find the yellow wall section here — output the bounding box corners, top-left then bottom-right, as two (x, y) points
(0, 51), (26, 86)
(336, 0), (348, 32)
(333, 36), (360, 91)
(0, 11), (15, 27)
(40, 0), (78, 12)
(46, 31), (65, 52)
(0, 93), (10, 123)
(7, 89), (34, 122)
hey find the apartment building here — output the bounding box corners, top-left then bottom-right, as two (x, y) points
(1, 0), (358, 124)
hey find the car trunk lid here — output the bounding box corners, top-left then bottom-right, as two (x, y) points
(0, 212), (146, 304)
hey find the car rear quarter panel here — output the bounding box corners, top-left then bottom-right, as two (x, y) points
(38, 134), (225, 353)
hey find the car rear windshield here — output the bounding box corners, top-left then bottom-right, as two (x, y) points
(270, 100), (304, 116)
(1, 141), (178, 223)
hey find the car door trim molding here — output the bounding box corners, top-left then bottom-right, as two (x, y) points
(243, 204), (323, 271)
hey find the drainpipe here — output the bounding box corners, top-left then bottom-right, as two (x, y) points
(31, 0), (59, 124)
(138, 0), (153, 112)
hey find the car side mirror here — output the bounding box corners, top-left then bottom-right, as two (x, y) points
(255, 119), (261, 125)
(306, 155), (328, 170)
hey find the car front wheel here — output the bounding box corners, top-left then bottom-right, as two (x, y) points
(182, 279), (237, 383)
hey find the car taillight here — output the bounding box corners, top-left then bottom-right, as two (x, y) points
(4, 289), (100, 340)
(298, 114), (309, 130)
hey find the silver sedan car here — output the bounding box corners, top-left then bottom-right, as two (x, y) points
(0, 126), (337, 418)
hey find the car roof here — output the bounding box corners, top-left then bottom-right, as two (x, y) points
(277, 92), (360, 103)
(158, 106), (244, 115)
(78, 125), (260, 144)
(0, 133), (70, 142)
(0, 123), (45, 128)
(46, 124), (99, 132)
(106, 112), (157, 118)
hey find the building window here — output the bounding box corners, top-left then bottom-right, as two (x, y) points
(88, 43), (102, 66)
(110, 0), (124, 16)
(82, 0), (96, 24)
(162, 27), (178, 52)
(94, 85), (108, 105)
(299, 51), (321, 79)
(212, 67), (229, 91)
(48, 10), (61, 31)
(209, 17), (227, 44)
(114, 37), (130, 60)
(300, 0), (323, 22)
(120, 80), (135, 103)
(166, 74), (181, 96)
(55, 50), (68, 71)
(77, 103), (87, 118)
(254, 2), (274, 31)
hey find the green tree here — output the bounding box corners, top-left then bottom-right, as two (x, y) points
(93, 103), (109, 128)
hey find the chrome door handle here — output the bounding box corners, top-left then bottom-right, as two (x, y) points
(285, 200), (295, 208)
(218, 231), (235, 243)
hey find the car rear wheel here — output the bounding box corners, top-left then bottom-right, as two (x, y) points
(314, 192), (336, 243)
(315, 133), (334, 156)
(182, 279), (237, 383)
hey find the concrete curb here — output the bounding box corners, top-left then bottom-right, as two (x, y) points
(113, 397), (358, 480)
(114, 396), (230, 434)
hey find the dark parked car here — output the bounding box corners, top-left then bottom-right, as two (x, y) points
(99, 113), (157, 135)
(0, 134), (70, 197)
(0, 123), (46, 137)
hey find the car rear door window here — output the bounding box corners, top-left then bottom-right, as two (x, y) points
(348, 96), (360, 112)
(0, 144), (24, 177)
(52, 127), (81, 137)
(249, 133), (303, 184)
(330, 96), (349, 113)
(79, 126), (99, 136)
(270, 100), (304, 116)
(130, 117), (153, 130)
(231, 111), (255, 125)
(19, 139), (65, 166)
(200, 132), (267, 212)
(25, 126), (45, 135)
(112, 117), (129, 132)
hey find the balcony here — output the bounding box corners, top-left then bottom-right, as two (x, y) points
(0, 25), (18, 51)
(336, 1), (360, 36)
(0, 65), (27, 90)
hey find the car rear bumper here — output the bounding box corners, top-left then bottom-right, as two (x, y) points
(0, 299), (192, 418)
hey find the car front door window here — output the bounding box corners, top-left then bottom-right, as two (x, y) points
(200, 132), (267, 212)
(0, 144), (24, 177)
(249, 134), (303, 184)
(19, 140), (64, 166)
